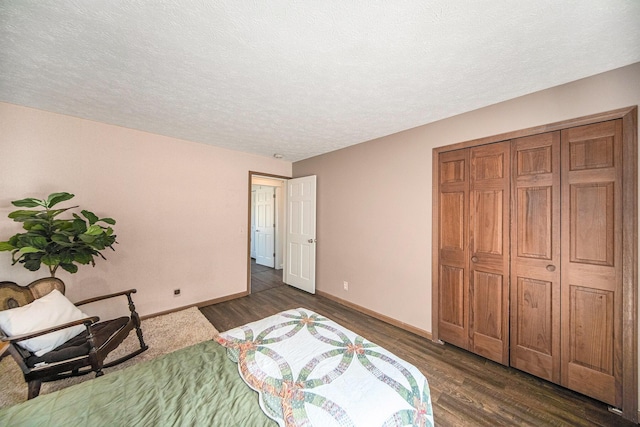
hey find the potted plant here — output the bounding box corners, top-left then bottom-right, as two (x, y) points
(0, 192), (117, 277)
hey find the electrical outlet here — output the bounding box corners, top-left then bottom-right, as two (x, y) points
(174, 289), (181, 296)
(343, 281), (348, 291)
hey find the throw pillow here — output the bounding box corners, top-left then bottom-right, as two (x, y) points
(0, 289), (89, 356)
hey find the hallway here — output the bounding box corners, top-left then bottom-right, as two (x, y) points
(251, 259), (285, 293)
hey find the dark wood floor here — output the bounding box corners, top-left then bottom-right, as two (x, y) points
(250, 259), (285, 293)
(200, 285), (634, 427)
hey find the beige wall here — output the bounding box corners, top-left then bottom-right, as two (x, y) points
(0, 102), (291, 316)
(293, 62), (640, 336)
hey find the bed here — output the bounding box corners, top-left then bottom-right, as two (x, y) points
(0, 308), (434, 426)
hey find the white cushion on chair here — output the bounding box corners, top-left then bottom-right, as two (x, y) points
(0, 289), (88, 356)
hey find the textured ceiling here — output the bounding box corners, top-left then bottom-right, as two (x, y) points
(1, 1), (639, 161)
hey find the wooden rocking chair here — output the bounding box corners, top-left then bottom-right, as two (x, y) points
(0, 277), (148, 399)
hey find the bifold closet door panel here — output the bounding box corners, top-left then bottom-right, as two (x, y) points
(560, 120), (623, 407)
(437, 149), (470, 350)
(469, 141), (510, 365)
(510, 132), (561, 383)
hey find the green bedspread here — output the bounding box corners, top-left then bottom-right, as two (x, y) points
(0, 340), (275, 426)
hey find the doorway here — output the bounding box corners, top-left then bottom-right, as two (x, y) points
(252, 185), (276, 268)
(248, 172), (289, 293)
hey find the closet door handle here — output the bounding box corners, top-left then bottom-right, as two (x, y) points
(546, 264), (556, 272)
(471, 256), (478, 263)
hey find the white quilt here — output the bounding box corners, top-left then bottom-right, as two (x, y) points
(216, 308), (434, 427)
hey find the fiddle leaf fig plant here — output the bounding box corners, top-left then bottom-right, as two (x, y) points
(0, 192), (117, 277)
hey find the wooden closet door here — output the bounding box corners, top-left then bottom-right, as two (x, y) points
(437, 149), (470, 350)
(510, 132), (561, 382)
(561, 120), (623, 407)
(469, 142), (510, 365)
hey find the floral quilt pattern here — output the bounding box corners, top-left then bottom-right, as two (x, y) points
(216, 308), (434, 427)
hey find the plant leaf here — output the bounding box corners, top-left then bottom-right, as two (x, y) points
(84, 225), (103, 236)
(91, 241), (106, 250)
(53, 220), (75, 232)
(82, 210), (99, 225)
(72, 218), (87, 234)
(60, 253), (74, 265)
(60, 263), (79, 274)
(100, 217), (116, 225)
(11, 198), (45, 208)
(46, 207), (76, 219)
(20, 219), (50, 229)
(18, 246), (42, 254)
(23, 259), (42, 271)
(51, 233), (72, 246)
(46, 192), (74, 208)
(41, 254), (61, 266)
(0, 242), (15, 251)
(21, 235), (48, 249)
(79, 234), (97, 243)
(8, 210), (39, 220)
(74, 252), (93, 264)
(29, 224), (46, 232)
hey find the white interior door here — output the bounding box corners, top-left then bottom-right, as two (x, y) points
(255, 186), (275, 267)
(284, 175), (316, 293)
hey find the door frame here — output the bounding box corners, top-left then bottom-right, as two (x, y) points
(431, 106), (637, 422)
(247, 171), (291, 293)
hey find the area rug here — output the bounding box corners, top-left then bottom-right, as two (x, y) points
(0, 306), (219, 409)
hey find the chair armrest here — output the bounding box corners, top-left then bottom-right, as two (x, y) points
(74, 289), (137, 307)
(0, 316), (99, 344)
